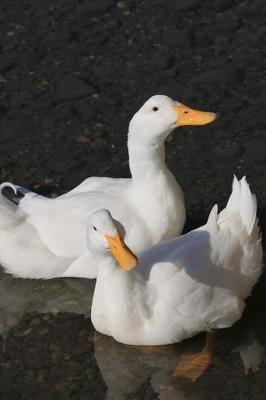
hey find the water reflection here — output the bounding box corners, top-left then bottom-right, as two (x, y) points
(232, 337), (265, 375)
(0, 271), (94, 346)
(94, 332), (198, 400)
(0, 270), (265, 400)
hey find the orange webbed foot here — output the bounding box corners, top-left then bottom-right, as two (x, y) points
(173, 332), (215, 382)
(173, 348), (212, 382)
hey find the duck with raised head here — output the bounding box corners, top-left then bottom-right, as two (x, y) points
(0, 95), (216, 279)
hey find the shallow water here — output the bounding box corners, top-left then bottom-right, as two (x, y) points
(0, 270), (265, 400)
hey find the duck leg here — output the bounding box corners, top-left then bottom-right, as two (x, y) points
(173, 332), (215, 382)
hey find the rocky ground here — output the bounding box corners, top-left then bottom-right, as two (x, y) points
(0, 0), (266, 398)
(0, 0), (266, 224)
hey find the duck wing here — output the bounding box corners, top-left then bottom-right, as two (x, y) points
(139, 177), (262, 333)
(59, 176), (131, 197)
(0, 215), (73, 279)
(0, 179), (138, 259)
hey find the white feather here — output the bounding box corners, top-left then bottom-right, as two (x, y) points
(0, 95), (187, 278)
(91, 177), (263, 345)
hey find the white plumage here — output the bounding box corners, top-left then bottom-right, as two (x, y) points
(90, 177), (263, 345)
(0, 95), (215, 279)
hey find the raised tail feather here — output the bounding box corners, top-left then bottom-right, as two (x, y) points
(0, 182), (37, 228)
(227, 176), (257, 236)
(0, 183), (19, 228)
(222, 176), (262, 296)
(218, 176), (260, 239)
(0, 182), (36, 206)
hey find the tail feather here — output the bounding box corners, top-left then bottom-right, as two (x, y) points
(218, 176), (262, 297)
(219, 176), (259, 238)
(0, 182), (17, 211)
(225, 175), (241, 212)
(0, 183), (19, 228)
(0, 182), (37, 228)
(240, 177), (257, 236)
(206, 204), (218, 233)
(0, 182), (34, 206)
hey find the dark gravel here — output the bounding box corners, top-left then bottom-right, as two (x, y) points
(0, 0), (266, 399)
(0, 0), (265, 226)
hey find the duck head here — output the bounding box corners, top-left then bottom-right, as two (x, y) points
(87, 209), (138, 271)
(128, 95), (216, 146)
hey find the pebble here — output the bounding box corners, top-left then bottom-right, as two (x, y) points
(174, 0), (200, 11)
(78, 0), (115, 16)
(244, 141), (266, 162)
(54, 76), (94, 102)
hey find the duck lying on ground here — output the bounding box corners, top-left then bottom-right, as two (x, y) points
(0, 95), (215, 279)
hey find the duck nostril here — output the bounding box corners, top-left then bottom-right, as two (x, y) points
(184, 110), (189, 114)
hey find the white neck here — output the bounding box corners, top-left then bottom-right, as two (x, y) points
(128, 135), (167, 186)
(92, 256), (149, 336)
(127, 131), (185, 241)
(97, 256), (140, 312)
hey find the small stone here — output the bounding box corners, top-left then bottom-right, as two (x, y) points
(76, 101), (96, 123)
(213, 14), (240, 33)
(165, 29), (192, 47)
(175, 0), (200, 11)
(78, 0), (115, 16)
(54, 76), (94, 102)
(30, 318), (41, 327)
(77, 135), (91, 144)
(244, 140), (266, 162)
(193, 29), (214, 46)
(39, 328), (49, 336)
(212, 0), (234, 12)
(117, 1), (128, 9)
(192, 68), (242, 85)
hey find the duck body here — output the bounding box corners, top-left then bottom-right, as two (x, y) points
(91, 177), (263, 345)
(1, 94), (217, 279)
(16, 149), (184, 259)
(0, 160), (183, 280)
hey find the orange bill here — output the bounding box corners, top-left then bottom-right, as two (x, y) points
(106, 233), (138, 271)
(174, 104), (216, 126)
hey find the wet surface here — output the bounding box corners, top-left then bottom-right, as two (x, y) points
(0, 271), (265, 400)
(0, 0), (266, 398)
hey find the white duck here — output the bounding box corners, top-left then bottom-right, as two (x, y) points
(0, 95), (216, 279)
(87, 177), (262, 380)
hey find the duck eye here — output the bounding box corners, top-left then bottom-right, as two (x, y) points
(93, 226), (97, 231)
(152, 106), (159, 112)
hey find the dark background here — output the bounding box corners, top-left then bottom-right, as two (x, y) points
(1, 0), (266, 227)
(0, 1), (266, 399)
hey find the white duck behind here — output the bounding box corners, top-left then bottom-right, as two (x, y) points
(89, 177), (262, 346)
(0, 95), (216, 279)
